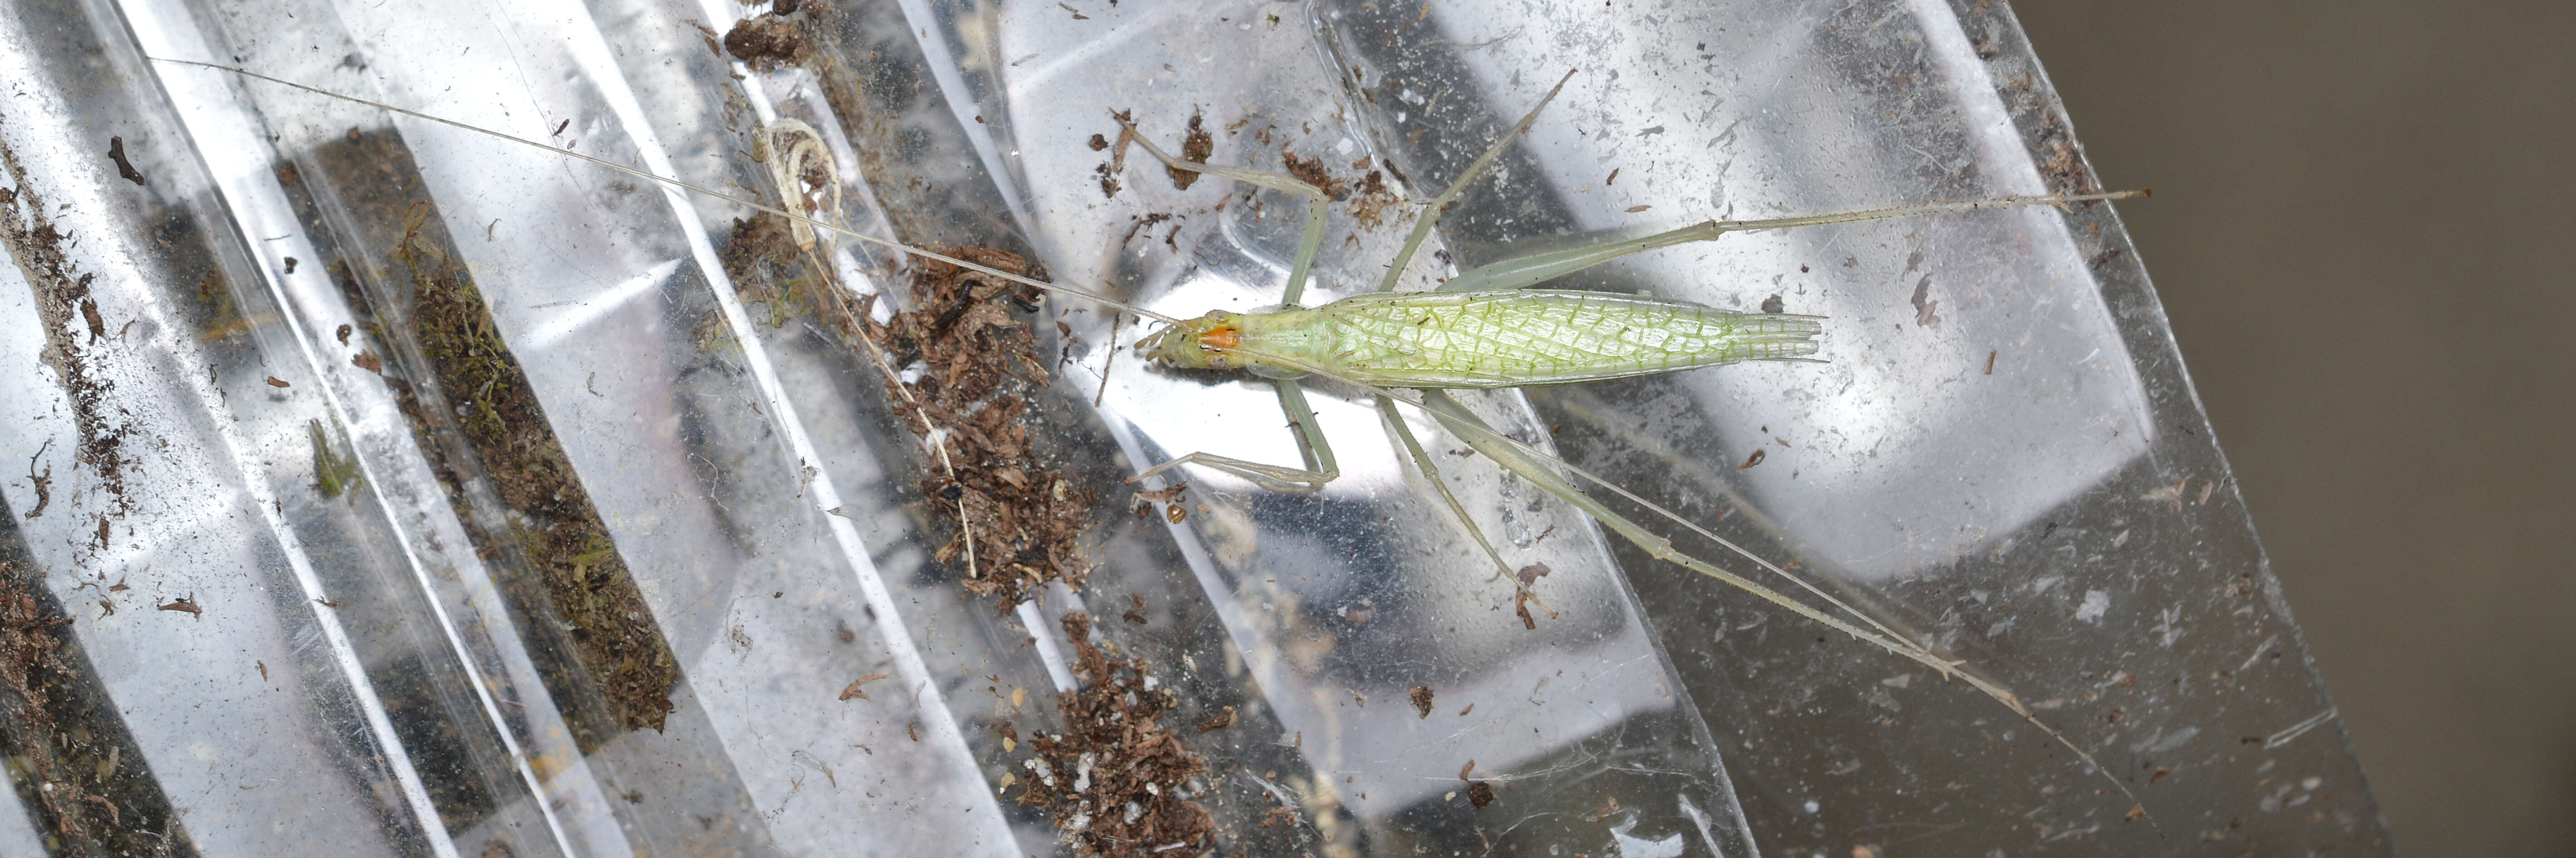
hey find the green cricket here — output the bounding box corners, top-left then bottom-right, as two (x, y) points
(156, 55), (2150, 821)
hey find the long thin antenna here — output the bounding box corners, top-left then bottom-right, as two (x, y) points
(149, 57), (1182, 326)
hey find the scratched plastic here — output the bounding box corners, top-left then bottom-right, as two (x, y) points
(0, 0), (2385, 855)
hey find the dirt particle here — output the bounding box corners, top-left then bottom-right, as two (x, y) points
(265, 376), (290, 388)
(863, 248), (1097, 609)
(1347, 170), (1401, 230)
(1466, 780), (1496, 809)
(1018, 613), (1214, 856)
(1409, 685), (1433, 719)
(106, 136), (145, 186)
(154, 596), (200, 617)
(840, 673), (893, 701)
(1168, 112), (1214, 190)
(1118, 212), (1174, 248)
(1280, 152), (1346, 199)
(20, 457), (48, 520)
(2029, 112), (2099, 195)
(722, 4), (818, 71)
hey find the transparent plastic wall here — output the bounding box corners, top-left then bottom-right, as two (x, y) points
(0, 0), (2386, 856)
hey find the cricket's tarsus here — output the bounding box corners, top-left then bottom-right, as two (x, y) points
(154, 53), (2158, 830)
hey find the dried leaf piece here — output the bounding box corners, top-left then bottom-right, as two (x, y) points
(839, 673), (893, 701)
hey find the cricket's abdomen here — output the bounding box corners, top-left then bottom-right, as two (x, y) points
(1271, 289), (1820, 389)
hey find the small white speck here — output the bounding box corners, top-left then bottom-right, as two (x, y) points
(2074, 589), (2110, 623)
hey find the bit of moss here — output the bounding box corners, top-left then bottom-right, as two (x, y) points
(390, 211), (679, 735)
(721, 213), (819, 328)
(310, 419), (363, 498)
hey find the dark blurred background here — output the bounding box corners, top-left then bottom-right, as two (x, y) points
(2013, 3), (2576, 855)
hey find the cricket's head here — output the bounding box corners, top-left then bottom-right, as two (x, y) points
(1137, 310), (1245, 371)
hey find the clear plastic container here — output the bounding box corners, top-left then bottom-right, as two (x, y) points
(0, 0), (2385, 855)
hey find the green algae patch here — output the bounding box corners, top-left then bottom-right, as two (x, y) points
(387, 205), (680, 735)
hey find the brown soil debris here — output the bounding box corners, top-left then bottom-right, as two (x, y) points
(1169, 113), (1215, 191)
(0, 561), (186, 853)
(1017, 613), (1214, 857)
(722, 2), (822, 71)
(838, 673), (892, 701)
(861, 248), (1096, 608)
(0, 157), (133, 520)
(1281, 152), (1346, 199)
(1346, 169), (1401, 230)
(20, 456), (48, 520)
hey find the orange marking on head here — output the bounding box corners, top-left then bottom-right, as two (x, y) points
(1198, 325), (1241, 352)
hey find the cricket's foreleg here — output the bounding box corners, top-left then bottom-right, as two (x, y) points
(1129, 378), (1341, 494)
(1113, 116), (1331, 307)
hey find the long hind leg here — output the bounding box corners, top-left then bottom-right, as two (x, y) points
(1376, 394), (1560, 622)
(1403, 389), (2154, 815)
(1376, 69), (1579, 294)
